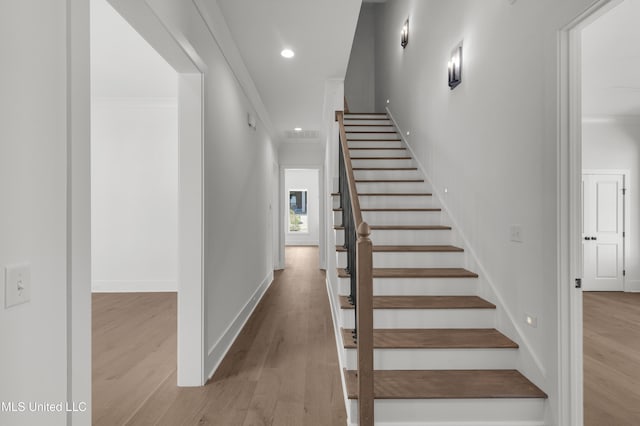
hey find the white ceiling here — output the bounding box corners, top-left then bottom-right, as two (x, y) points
(582, 0), (640, 117)
(91, 0), (177, 99)
(213, 0), (362, 142)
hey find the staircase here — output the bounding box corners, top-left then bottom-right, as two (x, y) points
(331, 112), (547, 425)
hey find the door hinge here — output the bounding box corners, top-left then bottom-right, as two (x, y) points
(624, 270), (626, 277)
(575, 278), (582, 289)
(623, 188), (627, 195)
(623, 231), (626, 238)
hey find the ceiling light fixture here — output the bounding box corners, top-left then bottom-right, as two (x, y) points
(294, 127), (302, 132)
(281, 49), (295, 58)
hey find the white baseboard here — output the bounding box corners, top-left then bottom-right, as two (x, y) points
(205, 271), (274, 379)
(626, 279), (640, 292)
(92, 280), (177, 292)
(285, 241), (319, 246)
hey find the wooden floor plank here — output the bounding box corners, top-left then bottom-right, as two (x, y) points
(341, 328), (518, 349)
(344, 370), (547, 399)
(334, 225), (451, 230)
(95, 247), (346, 426)
(339, 295), (495, 310)
(584, 292), (640, 425)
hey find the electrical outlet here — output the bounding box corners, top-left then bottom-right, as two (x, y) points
(5, 264), (30, 308)
(525, 313), (537, 328)
(510, 225), (523, 243)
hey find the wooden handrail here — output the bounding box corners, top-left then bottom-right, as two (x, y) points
(336, 111), (363, 228)
(336, 110), (374, 426)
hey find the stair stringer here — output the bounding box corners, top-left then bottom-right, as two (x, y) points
(385, 107), (547, 390)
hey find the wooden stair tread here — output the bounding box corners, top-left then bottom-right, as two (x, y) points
(354, 179), (424, 183)
(333, 192), (433, 196)
(344, 370), (547, 399)
(337, 268), (478, 278)
(333, 225), (451, 230)
(345, 124), (394, 127)
(339, 295), (495, 310)
(345, 112), (388, 115)
(335, 245), (462, 253)
(341, 328), (518, 349)
(347, 139), (401, 141)
(352, 167), (418, 171)
(333, 207), (440, 212)
(347, 131), (398, 134)
(349, 147), (407, 150)
(351, 157), (412, 160)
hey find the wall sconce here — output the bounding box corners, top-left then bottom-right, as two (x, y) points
(448, 42), (463, 90)
(401, 18), (409, 48)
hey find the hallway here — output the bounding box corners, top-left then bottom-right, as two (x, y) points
(93, 246), (346, 425)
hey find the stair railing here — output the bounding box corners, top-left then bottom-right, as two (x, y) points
(336, 110), (374, 426)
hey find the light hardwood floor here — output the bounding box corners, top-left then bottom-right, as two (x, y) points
(584, 292), (640, 425)
(93, 246), (346, 425)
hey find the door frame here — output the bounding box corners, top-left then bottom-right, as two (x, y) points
(558, 0), (624, 424)
(582, 169), (628, 291)
(279, 165), (326, 269)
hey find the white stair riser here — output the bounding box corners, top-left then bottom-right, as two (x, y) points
(336, 251), (465, 268)
(354, 169), (422, 180)
(358, 196), (436, 209)
(343, 348), (516, 370)
(334, 229), (453, 246)
(363, 210), (442, 226)
(345, 126), (396, 132)
(348, 140), (403, 149)
(351, 159), (414, 168)
(349, 149), (408, 158)
(333, 210), (442, 226)
(338, 277), (479, 296)
(339, 308), (495, 329)
(372, 230), (452, 245)
(333, 194), (437, 210)
(347, 399), (546, 425)
(356, 181), (427, 193)
(344, 114), (388, 119)
(346, 133), (399, 140)
(344, 119), (392, 126)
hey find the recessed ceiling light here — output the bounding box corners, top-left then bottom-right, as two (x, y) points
(294, 127), (302, 132)
(281, 49), (295, 58)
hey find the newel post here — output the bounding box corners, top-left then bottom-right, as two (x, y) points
(357, 221), (374, 426)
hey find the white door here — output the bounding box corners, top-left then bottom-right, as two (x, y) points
(582, 173), (625, 291)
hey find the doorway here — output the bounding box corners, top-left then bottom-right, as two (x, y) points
(284, 169), (321, 247)
(561, 0), (640, 424)
(90, 0), (179, 422)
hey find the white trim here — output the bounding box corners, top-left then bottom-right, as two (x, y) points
(557, 1), (623, 424)
(281, 165), (326, 269)
(205, 271), (274, 379)
(177, 73), (205, 386)
(385, 107), (547, 378)
(92, 280), (177, 292)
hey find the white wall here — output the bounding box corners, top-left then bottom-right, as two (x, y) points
(583, 118), (640, 290)
(285, 169), (320, 246)
(0, 1), (90, 425)
(370, 1), (599, 423)
(91, 0), (179, 293)
(138, 0), (278, 380)
(91, 99), (178, 292)
(345, 3), (377, 112)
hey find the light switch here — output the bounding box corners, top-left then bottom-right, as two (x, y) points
(510, 225), (523, 243)
(5, 264), (31, 308)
